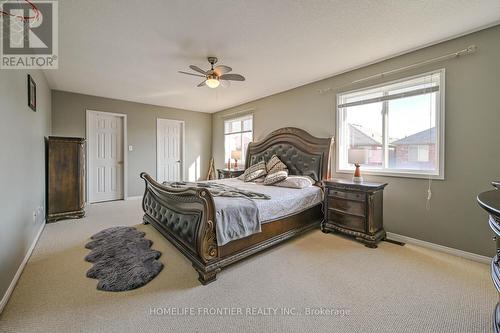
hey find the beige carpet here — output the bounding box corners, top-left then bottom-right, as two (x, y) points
(0, 199), (496, 333)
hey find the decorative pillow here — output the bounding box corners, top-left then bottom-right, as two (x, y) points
(274, 175), (314, 189)
(243, 161), (267, 182)
(266, 155), (287, 174)
(263, 170), (288, 185)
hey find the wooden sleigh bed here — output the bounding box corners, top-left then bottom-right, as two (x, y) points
(140, 127), (332, 284)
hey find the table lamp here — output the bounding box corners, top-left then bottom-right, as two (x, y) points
(231, 150), (242, 169)
(348, 148), (368, 182)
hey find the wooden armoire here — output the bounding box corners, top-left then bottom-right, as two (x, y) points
(46, 136), (86, 222)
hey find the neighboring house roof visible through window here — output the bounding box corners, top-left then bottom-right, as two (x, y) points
(391, 127), (436, 145)
(349, 124), (382, 146)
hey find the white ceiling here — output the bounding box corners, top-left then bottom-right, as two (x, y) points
(45, 0), (500, 113)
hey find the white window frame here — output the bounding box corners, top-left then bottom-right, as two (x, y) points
(224, 114), (254, 166)
(335, 69), (445, 180)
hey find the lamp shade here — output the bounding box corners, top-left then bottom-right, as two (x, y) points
(231, 150), (242, 160)
(348, 148), (368, 165)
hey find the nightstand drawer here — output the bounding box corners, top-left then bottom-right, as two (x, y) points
(327, 210), (366, 233)
(327, 189), (365, 202)
(328, 198), (365, 217)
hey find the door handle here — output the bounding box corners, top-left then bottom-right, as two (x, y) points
(118, 161), (123, 165)
(176, 160), (181, 163)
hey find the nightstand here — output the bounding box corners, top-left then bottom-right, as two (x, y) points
(217, 168), (245, 179)
(322, 178), (387, 248)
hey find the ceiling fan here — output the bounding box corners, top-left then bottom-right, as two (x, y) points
(178, 57), (245, 88)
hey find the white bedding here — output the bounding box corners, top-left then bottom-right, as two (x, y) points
(213, 177), (323, 222)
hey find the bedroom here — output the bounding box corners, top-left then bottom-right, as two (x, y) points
(1, 1), (500, 332)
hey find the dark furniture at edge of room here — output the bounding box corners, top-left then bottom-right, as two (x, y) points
(477, 182), (500, 333)
(140, 127), (332, 284)
(46, 136), (86, 222)
(217, 168), (245, 179)
(322, 178), (387, 248)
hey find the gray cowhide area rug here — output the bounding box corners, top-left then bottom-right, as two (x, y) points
(84, 226), (163, 291)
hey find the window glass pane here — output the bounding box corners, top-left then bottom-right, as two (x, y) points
(389, 81), (437, 96)
(224, 120), (243, 134)
(231, 120), (241, 133)
(241, 131), (252, 164)
(344, 102), (383, 168)
(224, 133), (241, 162)
(388, 93), (436, 171)
(224, 115), (253, 168)
(224, 121), (231, 134)
(243, 118), (252, 131)
(342, 91), (383, 104)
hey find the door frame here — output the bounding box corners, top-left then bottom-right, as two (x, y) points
(85, 109), (128, 203)
(156, 118), (185, 182)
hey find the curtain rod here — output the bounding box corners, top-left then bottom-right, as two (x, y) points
(318, 45), (477, 94)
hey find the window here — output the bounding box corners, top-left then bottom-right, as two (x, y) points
(336, 69), (444, 179)
(408, 145), (430, 163)
(224, 115), (253, 167)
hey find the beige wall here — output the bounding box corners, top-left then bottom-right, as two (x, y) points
(51, 91), (212, 197)
(0, 70), (51, 306)
(213, 25), (500, 256)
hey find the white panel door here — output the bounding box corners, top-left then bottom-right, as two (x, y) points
(89, 112), (124, 202)
(157, 119), (183, 183)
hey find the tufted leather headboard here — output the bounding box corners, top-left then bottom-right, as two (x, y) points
(245, 127), (333, 182)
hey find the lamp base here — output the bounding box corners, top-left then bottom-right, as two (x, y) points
(352, 164), (363, 183)
(352, 176), (363, 183)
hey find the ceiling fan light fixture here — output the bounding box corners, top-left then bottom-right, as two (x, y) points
(205, 76), (220, 88)
(179, 58), (245, 88)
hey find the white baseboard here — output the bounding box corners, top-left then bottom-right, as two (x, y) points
(0, 221), (46, 314)
(126, 196), (142, 201)
(386, 232), (491, 264)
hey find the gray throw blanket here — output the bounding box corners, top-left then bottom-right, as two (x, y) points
(162, 181), (268, 246)
(163, 181), (271, 200)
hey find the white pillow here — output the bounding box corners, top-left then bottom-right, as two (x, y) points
(274, 175), (314, 189)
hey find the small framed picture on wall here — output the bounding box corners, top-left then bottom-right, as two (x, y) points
(27, 74), (36, 112)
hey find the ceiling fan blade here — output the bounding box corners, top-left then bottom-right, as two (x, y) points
(197, 80), (207, 87)
(189, 65), (207, 75)
(220, 80), (231, 88)
(214, 65), (232, 76)
(219, 74), (245, 81)
(178, 71), (206, 78)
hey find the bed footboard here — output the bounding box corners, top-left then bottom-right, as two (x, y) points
(140, 172), (219, 284)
